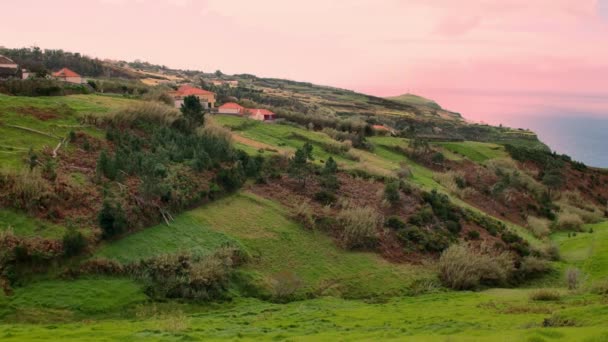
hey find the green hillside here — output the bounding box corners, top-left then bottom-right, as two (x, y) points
(1, 54), (607, 341)
(388, 93), (442, 109)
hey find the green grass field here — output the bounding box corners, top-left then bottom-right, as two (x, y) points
(553, 222), (608, 281)
(1, 285), (607, 341)
(0, 209), (66, 239)
(436, 141), (507, 163)
(0, 94), (137, 169)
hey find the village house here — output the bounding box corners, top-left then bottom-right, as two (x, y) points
(247, 108), (276, 121)
(52, 68), (83, 84)
(172, 85), (216, 109)
(0, 55), (20, 79)
(217, 102), (245, 115)
(372, 124), (392, 136)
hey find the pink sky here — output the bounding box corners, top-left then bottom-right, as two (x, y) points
(2, 0), (608, 122)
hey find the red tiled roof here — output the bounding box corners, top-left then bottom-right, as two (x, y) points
(52, 68), (80, 78)
(177, 85), (215, 96)
(0, 55), (17, 65)
(372, 124), (390, 131)
(247, 108), (275, 115)
(218, 102), (244, 110)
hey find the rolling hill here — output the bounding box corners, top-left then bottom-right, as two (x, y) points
(0, 48), (607, 341)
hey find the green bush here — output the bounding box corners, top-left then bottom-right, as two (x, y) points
(62, 229), (87, 257)
(314, 190), (336, 205)
(385, 216), (406, 230)
(384, 181), (401, 205)
(467, 230), (480, 240)
(134, 247), (238, 301)
(98, 201), (127, 239)
(438, 244), (514, 290)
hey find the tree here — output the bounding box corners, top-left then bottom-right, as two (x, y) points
(542, 169), (563, 198)
(180, 95), (204, 130)
(289, 144), (313, 188)
(321, 157), (339, 190)
(98, 201), (127, 239)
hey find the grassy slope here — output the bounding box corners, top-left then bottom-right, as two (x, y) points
(0, 209), (66, 239)
(553, 222), (608, 281)
(436, 141), (507, 162)
(95, 191), (430, 298)
(213, 117), (542, 246)
(0, 94), (137, 170)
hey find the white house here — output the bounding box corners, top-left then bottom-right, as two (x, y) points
(52, 68), (83, 84)
(217, 102), (245, 115)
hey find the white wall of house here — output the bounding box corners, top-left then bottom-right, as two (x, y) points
(58, 76), (83, 84)
(218, 108), (241, 114)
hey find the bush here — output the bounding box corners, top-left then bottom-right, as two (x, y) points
(530, 289), (561, 301)
(314, 190), (336, 205)
(565, 267), (582, 290)
(467, 230), (480, 240)
(385, 216), (406, 230)
(438, 244), (514, 290)
(518, 256), (552, 280)
(384, 181), (401, 205)
(62, 229), (87, 257)
(134, 248), (238, 301)
(557, 213), (584, 231)
(544, 243), (561, 261)
(337, 205), (382, 250)
(527, 216), (551, 238)
(98, 201), (127, 239)
(268, 271), (303, 303)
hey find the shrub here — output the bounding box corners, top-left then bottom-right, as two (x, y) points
(557, 213), (584, 231)
(565, 267), (582, 290)
(134, 248), (237, 301)
(314, 190), (336, 205)
(294, 201), (315, 229)
(518, 256), (552, 280)
(0, 169), (53, 212)
(384, 181), (401, 205)
(527, 216), (551, 238)
(438, 244), (514, 290)
(467, 230), (480, 240)
(268, 271), (303, 303)
(530, 289), (561, 301)
(544, 243), (561, 261)
(62, 229), (87, 257)
(591, 280), (608, 296)
(98, 201), (127, 239)
(337, 205), (382, 250)
(385, 216), (406, 230)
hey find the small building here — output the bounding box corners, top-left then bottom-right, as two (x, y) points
(21, 69), (33, 79)
(0, 55), (20, 79)
(372, 124), (391, 135)
(218, 102), (245, 115)
(247, 108), (276, 121)
(52, 68), (83, 84)
(173, 85), (216, 109)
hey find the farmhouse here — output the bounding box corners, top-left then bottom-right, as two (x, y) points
(172, 85), (216, 109)
(0, 55), (20, 79)
(52, 68), (83, 84)
(247, 108), (276, 121)
(218, 102), (245, 115)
